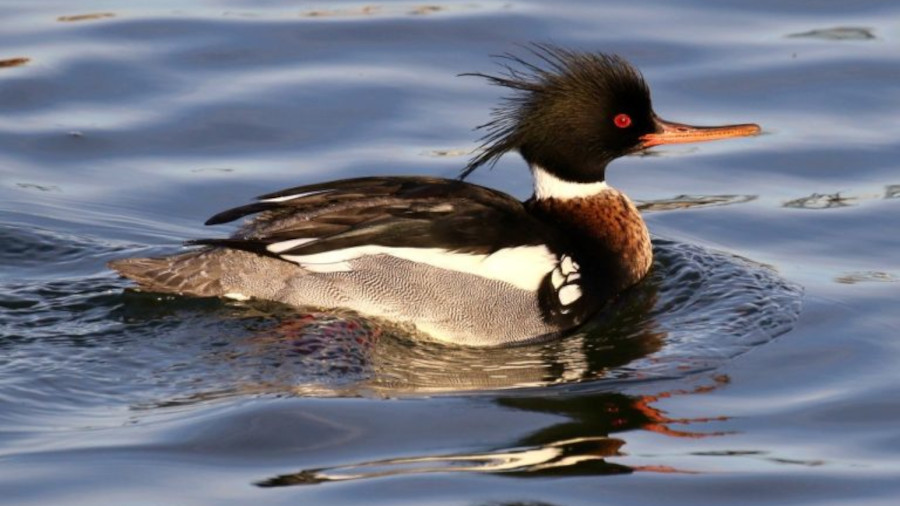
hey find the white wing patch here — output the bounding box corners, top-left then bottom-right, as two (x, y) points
(267, 237), (316, 254)
(281, 245), (558, 291)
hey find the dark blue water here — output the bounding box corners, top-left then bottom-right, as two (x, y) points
(2, 1), (899, 504)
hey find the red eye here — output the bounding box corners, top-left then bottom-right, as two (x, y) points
(614, 113), (632, 128)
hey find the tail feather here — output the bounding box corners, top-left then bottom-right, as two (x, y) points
(108, 249), (225, 296)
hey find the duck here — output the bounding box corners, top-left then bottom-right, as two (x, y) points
(109, 44), (760, 347)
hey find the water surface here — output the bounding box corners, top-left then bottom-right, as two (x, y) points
(2, 1), (900, 505)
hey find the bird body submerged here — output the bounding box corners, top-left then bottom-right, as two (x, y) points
(110, 46), (760, 347)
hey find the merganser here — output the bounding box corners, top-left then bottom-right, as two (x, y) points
(110, 45), (760, 347)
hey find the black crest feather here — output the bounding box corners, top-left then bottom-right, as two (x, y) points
(459, 44), (650, 180)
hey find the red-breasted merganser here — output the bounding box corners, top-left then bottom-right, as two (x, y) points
(110, 45), (760, 347)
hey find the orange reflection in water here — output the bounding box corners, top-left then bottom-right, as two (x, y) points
(255, 375), (731, 487)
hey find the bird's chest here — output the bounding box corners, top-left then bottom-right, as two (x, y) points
(533, 191), (653, 295)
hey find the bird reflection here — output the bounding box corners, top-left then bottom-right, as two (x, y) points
(256, 376), (729, 487)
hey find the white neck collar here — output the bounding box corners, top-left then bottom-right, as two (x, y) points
(532, 165), (610, 200)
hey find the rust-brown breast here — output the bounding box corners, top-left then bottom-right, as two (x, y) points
(532, 188), (652, 295)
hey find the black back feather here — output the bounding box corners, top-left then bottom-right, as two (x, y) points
(192, 176), (565, 260)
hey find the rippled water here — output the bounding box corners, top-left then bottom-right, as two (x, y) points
(2, 1), (899, 505)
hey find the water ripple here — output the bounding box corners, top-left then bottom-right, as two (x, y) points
(0, 235), (802, 420)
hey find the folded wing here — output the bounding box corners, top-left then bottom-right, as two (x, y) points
(191, 176), (565, 292)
